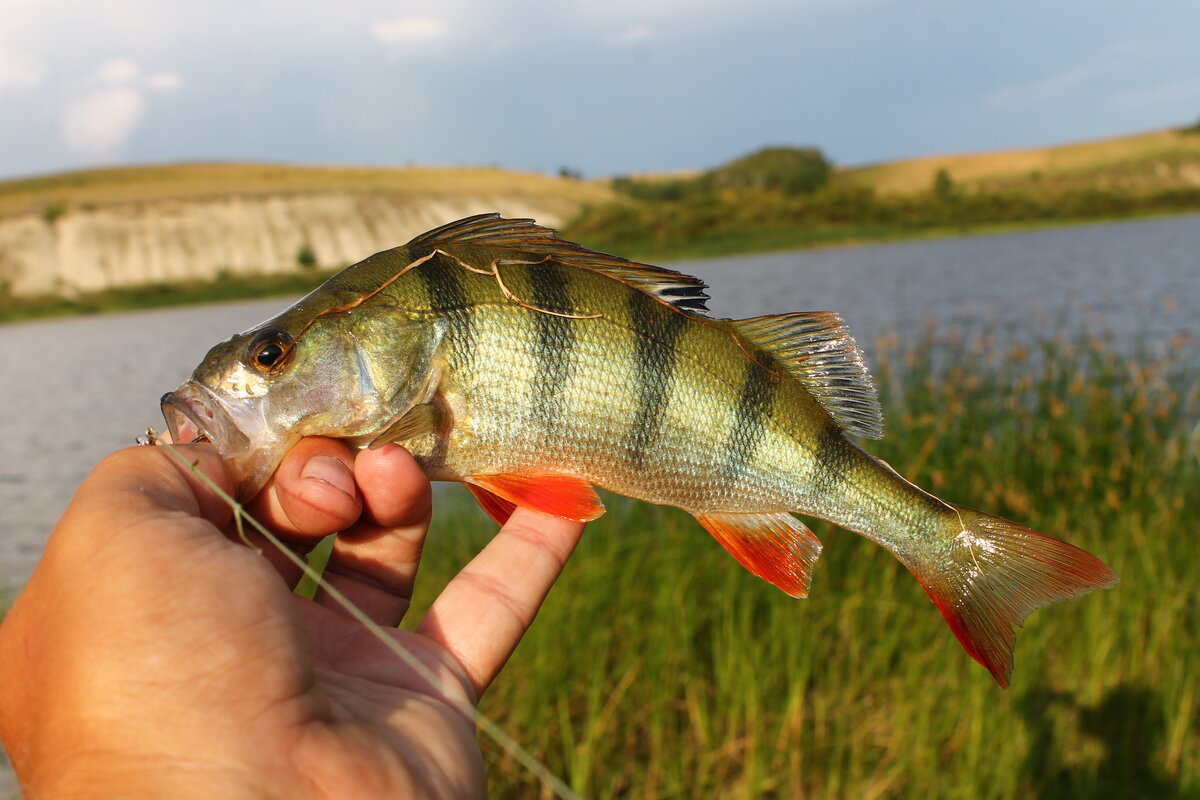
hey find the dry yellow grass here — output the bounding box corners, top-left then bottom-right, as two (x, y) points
(0, 162), (615, 219)
(5, 126), (1199, 221)
(844, 128), (1200, 194)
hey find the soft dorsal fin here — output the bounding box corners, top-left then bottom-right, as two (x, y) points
(731, 312), (884, 439)
(405, 213), (710, 313)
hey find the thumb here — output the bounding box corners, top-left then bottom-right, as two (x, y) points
(58, 444), (238, 550)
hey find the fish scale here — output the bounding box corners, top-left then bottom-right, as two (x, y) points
(162, 213), (1118, 687)
(416, 259), (802, 511)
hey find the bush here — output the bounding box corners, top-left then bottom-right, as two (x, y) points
(612, 146), (834, 203)
(707, 146), (832, 196)
(932, 168), (957, 201)
(42, 201), (68, 225)
(296, 243), (318, 270)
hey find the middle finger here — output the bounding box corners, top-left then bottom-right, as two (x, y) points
(316, 444), (433, 626)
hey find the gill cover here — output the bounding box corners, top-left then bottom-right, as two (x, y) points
(162, 305), (446, 500)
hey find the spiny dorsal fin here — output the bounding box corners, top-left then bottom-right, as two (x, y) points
(405, 213), (710, 313)
(732, 312), (884, 439)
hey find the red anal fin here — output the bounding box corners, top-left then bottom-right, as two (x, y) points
(465, 484), (518, 526)
(464, 473), (605, 523)
(696, 512), (823, 598)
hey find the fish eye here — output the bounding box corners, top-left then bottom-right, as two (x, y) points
(256, 343), (284, 367)
(247, 329), (294, 372)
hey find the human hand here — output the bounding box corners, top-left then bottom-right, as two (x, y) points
(0, 438), (585, 799)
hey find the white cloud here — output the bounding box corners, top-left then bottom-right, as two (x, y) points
(147, 72), (183, 92)
(982, 42), (1153, 112)
(985, 65), (1100, 109)
(371, 17), (452, 47)
(0, 49), (42, 92)
(1114, 80), (1200, 109)
(96, 58), (140, 85)
(59, 59), (181, 155)
(608, 25), (654, 45)
(62, 87), (145, 154)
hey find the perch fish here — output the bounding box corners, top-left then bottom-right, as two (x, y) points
(162, 214), (1117, 687)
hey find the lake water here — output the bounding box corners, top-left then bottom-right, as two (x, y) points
(1, 215), (1197, 593)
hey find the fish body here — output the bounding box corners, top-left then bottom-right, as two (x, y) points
(163, 214), (1116, 687)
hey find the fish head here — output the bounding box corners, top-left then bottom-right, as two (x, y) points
(162, 306), (445, 499)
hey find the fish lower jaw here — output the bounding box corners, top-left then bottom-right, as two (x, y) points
(160, 381), (258, 459)
(161, 390), (220, 446)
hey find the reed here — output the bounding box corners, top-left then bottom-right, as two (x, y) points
(407, 325), (1197, 799)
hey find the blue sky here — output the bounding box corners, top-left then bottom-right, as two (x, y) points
(2, 0), (1200, 181)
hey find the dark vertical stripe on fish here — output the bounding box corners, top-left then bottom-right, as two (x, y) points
(415, 253), (471, 335)
(720, 360), (777, 482)
(414, 254), (472, 467)
(815, 425), (850, 470)
(528, 263), (574, 429)
(625, 292), (687, 466)
(813, 424), (850, 495)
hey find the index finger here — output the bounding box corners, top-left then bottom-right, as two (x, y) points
(244, 437), (362, 541)
(415, 507), (586, 698)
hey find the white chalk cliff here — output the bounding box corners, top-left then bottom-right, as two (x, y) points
(0, 191), (587, 296)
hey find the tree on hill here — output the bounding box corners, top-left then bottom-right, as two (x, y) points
(932, 168), (957, 201)
(705, 146), (832, 196)
(611, 145), (834, 201)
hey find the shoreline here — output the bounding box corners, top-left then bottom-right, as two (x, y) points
(3, 206), (1198, 325)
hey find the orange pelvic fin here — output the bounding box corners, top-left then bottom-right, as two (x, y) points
(465, 483), (518, 526)
(696, 512), (823, 598)
(915, 504), (1118, 688)
(464, 472), (606, 523)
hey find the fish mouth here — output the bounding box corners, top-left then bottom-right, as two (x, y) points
(161, 381), (296, 500)
(161, 382), (252, 457)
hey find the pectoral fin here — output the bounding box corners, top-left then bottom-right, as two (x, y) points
(464, 472), (606, 523)
(696, 512), (823, 598)
(368, 402), (441, 449)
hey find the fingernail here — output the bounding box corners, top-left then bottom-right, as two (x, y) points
(300, 456), (355, 497)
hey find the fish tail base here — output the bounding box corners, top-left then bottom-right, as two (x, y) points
(912, 505), (1117, 688)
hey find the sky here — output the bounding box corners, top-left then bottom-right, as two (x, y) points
(2, 0), (1200, 181)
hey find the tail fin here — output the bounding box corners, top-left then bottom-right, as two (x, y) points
(912, 505), (1117, 688)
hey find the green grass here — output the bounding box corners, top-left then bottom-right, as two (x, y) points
(563, 127), (1200, 263)
(402, 327), (1197, 799)
(562, 181), (1200, 263)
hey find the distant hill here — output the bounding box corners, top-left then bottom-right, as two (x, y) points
(844, 127), (1200, 194)
(4, 126), (1200, 301)
(564, 126), (1200, 259)
(0, 163), (612, 297)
